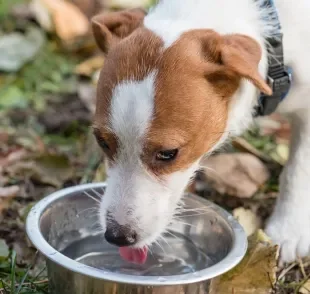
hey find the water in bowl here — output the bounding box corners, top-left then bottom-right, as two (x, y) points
(62, 231), (214, 276)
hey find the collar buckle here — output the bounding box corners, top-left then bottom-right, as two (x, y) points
(255, 66), (292, 116)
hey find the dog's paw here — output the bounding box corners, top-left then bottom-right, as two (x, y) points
(266, 208), (310, 264)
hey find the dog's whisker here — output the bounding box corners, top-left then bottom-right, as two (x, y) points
(176, 207), (211, 212)
(158, 234), (172, 250)
(154, 239), (167, 255)
(171, 219), (197, 228)
(77, 207), (99, 215)
(83, 191), (101, 203)
(176, 212), (213, 218)
(90, 189), (104, 198)
(164, 230), (182, 241)
(146, 244), (155, 257)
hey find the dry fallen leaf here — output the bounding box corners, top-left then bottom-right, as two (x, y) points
(300, 279), (310, 294)
(106, 0), (152, 9)
(32, 0), (89, 41)
(6, 153), (74, 188)
(201, 153), (270, 198)
(210, 230), (279, 294)
(0, 186), (20, 199)
(75, 55), (104, 77)
(270, 144), (289, 166)
(92, 69), (101, 84)
(0, 148), (28, 170)
(0, 186), (20, 213)
(276, 144), (289, 163)
(233, 207), (261, 237)
(256, 114), (291, 144)
(93, 163), (107, 182)
(30, 0), (54, 32)
(70, 0), (105, 18)
(77, 82), (96, 114)
(256, 115), (283, 136)
(232, 137), (271, 162)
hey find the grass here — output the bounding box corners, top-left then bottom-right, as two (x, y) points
(0, 252), (48, 294)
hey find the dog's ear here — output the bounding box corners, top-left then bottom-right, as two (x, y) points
(193, 30), (272, 96)
(91, 8), (146, 54)
(221, 34), (272, 95)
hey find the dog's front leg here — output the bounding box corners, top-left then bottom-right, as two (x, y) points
(266, 110), (310, 263)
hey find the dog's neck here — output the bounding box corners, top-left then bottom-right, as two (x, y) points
(145, 0), (277, 140)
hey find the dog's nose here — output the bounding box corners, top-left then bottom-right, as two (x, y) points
(104, 221), (137, 247)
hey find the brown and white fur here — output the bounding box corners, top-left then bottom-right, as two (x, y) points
(91, 0), (310, 263)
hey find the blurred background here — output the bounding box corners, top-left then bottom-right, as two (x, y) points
(0, 0), (304, 293)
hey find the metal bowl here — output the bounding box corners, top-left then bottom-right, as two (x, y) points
(26, 182), (247, 294)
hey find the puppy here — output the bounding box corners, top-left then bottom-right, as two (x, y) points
(91, 0), (310, 264)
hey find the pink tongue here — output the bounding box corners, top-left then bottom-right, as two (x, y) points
(119, 247), (148, 264)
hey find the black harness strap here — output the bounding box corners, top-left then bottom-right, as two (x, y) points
(255, 0), (292, 116)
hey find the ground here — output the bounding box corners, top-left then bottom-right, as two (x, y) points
(0, 0), (309, 293)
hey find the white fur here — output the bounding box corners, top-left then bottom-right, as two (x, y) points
(101, 72), (200, 246)
(145, 0), (310, 263)
(265, 110), (310, 263)
(145, 0), (272, 140)
(102, 0), (310, 262)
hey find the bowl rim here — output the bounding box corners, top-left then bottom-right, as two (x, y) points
(26, 182), (247, 286)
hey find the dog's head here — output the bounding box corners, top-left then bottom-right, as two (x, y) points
(91, 8), (271, 260)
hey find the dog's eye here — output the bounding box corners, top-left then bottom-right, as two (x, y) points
(96, 137), (109, 150)
(156, 149), (178, 161)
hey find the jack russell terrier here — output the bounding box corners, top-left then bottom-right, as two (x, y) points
(91, 0), (310, 265)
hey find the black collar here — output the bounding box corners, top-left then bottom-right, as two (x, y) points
(254, 0), (292, 116)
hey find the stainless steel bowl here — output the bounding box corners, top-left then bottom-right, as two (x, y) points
(26, 182), (247, 294)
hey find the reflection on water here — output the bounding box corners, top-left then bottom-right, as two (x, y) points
(62, 231), (214, 276)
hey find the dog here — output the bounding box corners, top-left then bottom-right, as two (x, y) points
(91, 0), (310, 264)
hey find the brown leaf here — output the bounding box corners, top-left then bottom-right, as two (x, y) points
(30, 0), (54, 32)
(92, 69), (101, 84)
(35, 0), (90, 41)
(201, 153), (270, 198)
(0, 186), (20, 198)
(0, 148), (28, 172)
(0, 132), (9, 145)
(257, 114), (291, 144)
(300, 279), (310, 294)
(77, 82), (96, 114)
(69, 0), (106, 18)
(6, 153), (74, 188)
(106, 0), (153, 9)
(269, 144), (289, 166)
(0, 186), (20, 213)
(93, 163), (107, 182)
(209, 230), (279, 294)
(232, 137), (271, 162)
(75, 55), (104, 77)
(233, 207), (262, 237)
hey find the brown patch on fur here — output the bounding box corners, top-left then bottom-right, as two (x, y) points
(91, 11), (270, 177)
(143, 31), (233, 175)
(93, 127), (118, 162)
(222, 34), (272, 95)
(144, 30), (270, 175)
(93, 26), (163, 161)
(91, 8), (146, 54)
(94, 27), (163, 119)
